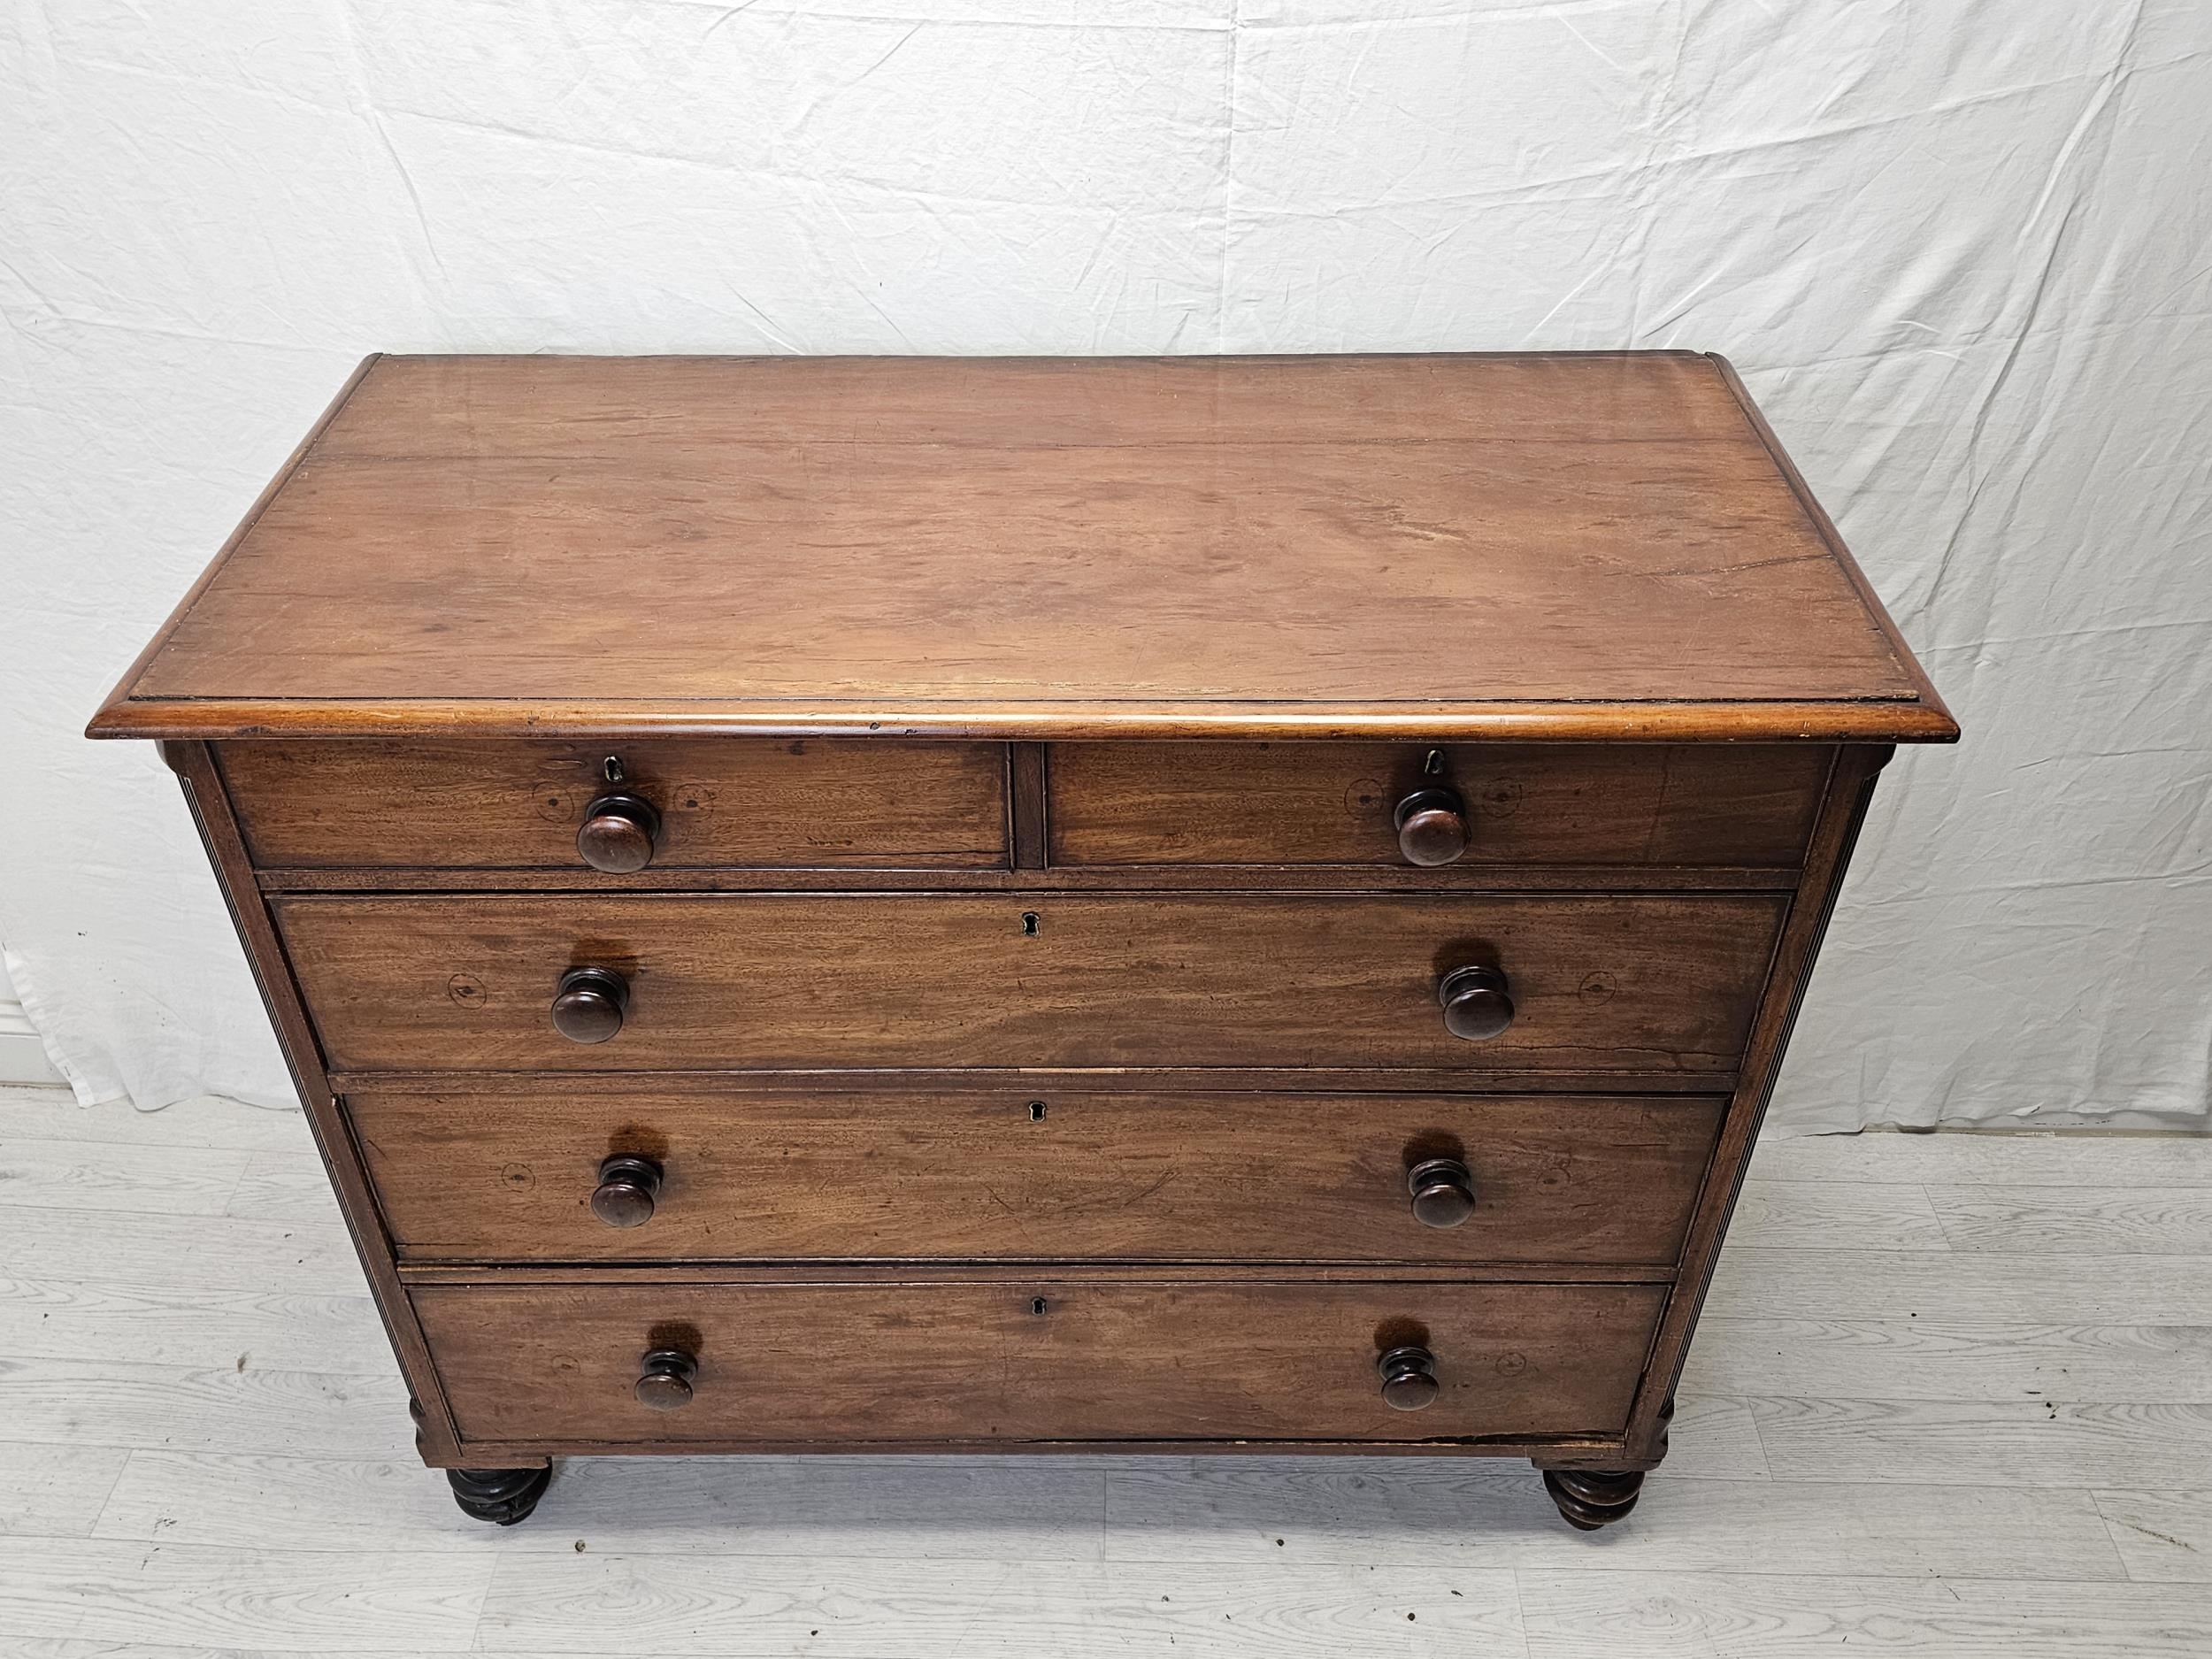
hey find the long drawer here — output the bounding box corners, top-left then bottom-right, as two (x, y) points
(412, 1279), (1667, 1445)
(279, 893), (1786, 1074)
(351, 1088), (1723, 1265)
(220, 739), (1010, 870)
(1048, 742), (1832, 868)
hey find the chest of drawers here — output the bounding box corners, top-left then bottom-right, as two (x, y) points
(90, 352), (1955, 1531)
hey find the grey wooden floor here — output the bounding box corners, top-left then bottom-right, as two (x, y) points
(4, 1084), (2210, 1656)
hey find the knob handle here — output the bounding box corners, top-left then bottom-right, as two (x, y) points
(634, 1348), (697, 1410)
(1408, 1156), (1477, 1228)
(1379, 1344), (1440, 1410)
(576, 792), (662, 874)
(1438, 964), (1514, 1041)
(1394, 786), (1469, 867)
(550, 966), (629, 1044)
(591, 1154), (663, 1228)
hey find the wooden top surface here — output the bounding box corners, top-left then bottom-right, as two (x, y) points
(91, 353), (1955, 742)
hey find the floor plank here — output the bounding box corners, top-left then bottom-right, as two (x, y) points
(225, 1148), (349, 1226)
(0, 1442), (133, 1537)
(1687, 1317), (2212, 1402)
(1748, 1395), (2212, 1488)
(91, 1449), (510, 1555)
(0, 1202), (366, 1297)
(1930, 1186), (2212, 1256)
(1753, 1132), (2212, 1187)
(0, 1535), (490, 1652)
(2094, 1488), (2212, 1583)
(0, 1139), (248, 1217)
(1515, 1571), (2212, 1658)
(0, 1273), (390, 1373)
(1725, 1182), (1952, 1251)
(0, 1087), (310, 1152)
(0, 1355), (416, 1460)
(1100, 1463), (2124, 1579)
(96, 1449), (1111, 1563)
(1659, 1394), (1773, 1479)
(14, 1647), (456, 1659)
(1703, 1248), (2212, 1324)
(476, 1553), (1530, 1656)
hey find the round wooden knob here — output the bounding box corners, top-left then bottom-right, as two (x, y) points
(591, 1154), (663, 1228)
(1408, 1156), (1477, 1228)
(1438, 964), (1514, 1041)
(634, 1348), (697, 1410)
(1393, 786), (1469, 867)
(550, 966), (628, 1044)
(576, 792), (662, 874)
(1379, 1344), (1440, 1410)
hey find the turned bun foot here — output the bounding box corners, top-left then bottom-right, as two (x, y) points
(1540, 1467), (1645, 1531)
(447, 1464), (552, 1525)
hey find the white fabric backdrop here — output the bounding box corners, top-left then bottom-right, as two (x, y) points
(4, 2), (2208, 1130)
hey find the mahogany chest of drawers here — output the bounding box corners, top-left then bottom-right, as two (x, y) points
(90, 352), (1955, 1530)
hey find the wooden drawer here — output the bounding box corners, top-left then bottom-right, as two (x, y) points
(1047, 742), (1831, 868)
(352, 1089), (1722, 1265)
(219, 739), (1008, 870)
(279, 893), (1786, 1075)
(413, 1279), (1666, 1446)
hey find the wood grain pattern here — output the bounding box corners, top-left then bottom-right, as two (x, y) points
(88, 1444), (1113, 1559)
(476, 1553), (1528, 1654)
(348, 1088), (1722, 1266)
(1747, 1396), (2212, 1490)
(1689, 1316), (2212, 1403)
(1618, 745), (1889, 1463)
(77, 352), (1958, 1507)
(0, 1138), (250, 1217)
(0, 1199), (367, 1298)
(1047, 742), (1831, 868)
(274, 892), (1786, 1075)
(0, 1536), (491, 1651)
(1751, 1132), (2212, 1188)
(0, 1355), (416, 1461)
(86, 354), (1957, 744)
(0, 1275), (388, 1373)
(254, 860), (1805, 895)
(12, 1089), (2205, 1655)
(220, 738), (1009, 871)
(1513, 1572), (2212, 1659)
(161, 741), (464, 1462)
(1705, 1247), (2212, 1325)
(0, 1441), (133, 1537)
(411, 1279), (1666, 1445)
(1726, 1180), (1953, 1252)
(1926, 1185), (2212, 1256)
(2095, 1489), (2212, 1583)
(1100, 1462), (2128, 1578)
(397, 1261), (1669, 1288)
(0, 1086), (310, 1151)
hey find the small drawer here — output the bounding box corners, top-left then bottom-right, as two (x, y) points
(219, 739), (1008, 871)
(412, 1279), (1666, 1446)
(1046, 742), (1831, 869)
(352, 1089), (1723, 1266)
(277, 892), (1786, 1075)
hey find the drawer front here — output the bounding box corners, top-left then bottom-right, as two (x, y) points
(280, 893), (1786, 1074)
(220, 739), (1008, 870)
(1048, 742), (1831, 868)
(353, 1089), (1723, 1265)
(413, 1279), (1665, 1445)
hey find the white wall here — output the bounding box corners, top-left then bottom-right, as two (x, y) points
(0, 956), (63, 1086)
(4, 2), (2208, 1128)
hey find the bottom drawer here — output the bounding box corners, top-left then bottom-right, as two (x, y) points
(413, 1279), (1665, 1446)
